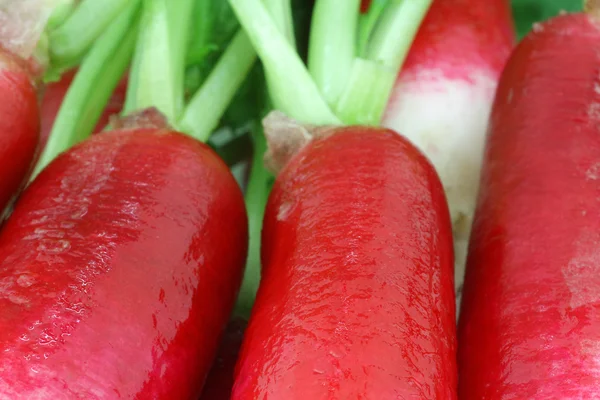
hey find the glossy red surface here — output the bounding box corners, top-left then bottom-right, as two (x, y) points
(458, 13), (600, 399)
(0, 129), (248, 399)
(0, 49), (39, 215)
(199, 317), (247, 400)
(232, 128), (456, 399)
(400, 0), (514, 81)
(39, 70), (128, 150)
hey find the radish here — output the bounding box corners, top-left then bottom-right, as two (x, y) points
(458, 3), (600, 398)
(0, 50), (39, 217)
(230, 0), (434, 313)
(0, 114), (248, 399)
(232, 116), (456, 399)
(0, 2), (62, 216)
(0, 0), (257, 397)
(228, 3), (458, 396)
(39, 69), (128, 150)
(382, 0), (515, 304)
(200, 317), (247, 400)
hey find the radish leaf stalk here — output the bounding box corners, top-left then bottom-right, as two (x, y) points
(335, 0), (433, 124)
(229, 0), (340, 124)
(236, 123), (272, 317)
(357, 0), (388, 56)
(123, 0), (180, 121)
(49, 0), (131, 68)
(308, 0), (361, 106)
(34, 0), (141, 179)
(179, 30), (257, 142)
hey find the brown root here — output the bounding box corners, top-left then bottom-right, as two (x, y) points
(585, 0), (600, 18)
(262, 111), (340, 174)
(108, 108), (172, 131)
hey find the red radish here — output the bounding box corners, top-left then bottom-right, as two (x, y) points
(0, 114), (248, 399)
(232, 116), (456, 399)
(382, 0), (515, 303)
(39, 70), (128, 149)
(458, 8), (600, 398)
(0, 50), (40, 217)
(200, 317), (247, 400)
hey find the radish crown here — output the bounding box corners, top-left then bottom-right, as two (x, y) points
(585, 0), (600, 17)
(229, 0), (433, 126)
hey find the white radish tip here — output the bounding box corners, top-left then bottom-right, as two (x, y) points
(0, 0), (55, 62)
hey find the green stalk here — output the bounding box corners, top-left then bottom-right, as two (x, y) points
(366, 0), (432, 69)
(335, 0), (432, 125)
(49, 0), (130, 68)
(33, 0), (141, 180)
(334, 58), (395, 125)
(357, 0), (389, 56)
(166, 0), (195, 116)
(124, 0), (191, 123)
(229, 0), (339, 124)
(308, 0), (360, 106)
(185, 0), (212, 67)
(235, 124), (272, 318)
(263, 0), (296, 47)
(46, 0), (78, 31)
(178, 30), (257, 142)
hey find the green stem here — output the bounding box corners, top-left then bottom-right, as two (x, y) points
(308, 0), (360, 106)
(365, 0), (432, 69)
(123, 0), (189, 123)
(166, 0), (195, 116)
(235, 124), (272, 318)
(49, 0), (130, 68)
(185, 0), (212, 67)
(46, 0), (78, 31)
(336, 0), (432, 125)
(178, 30), (257, 142)
(357, 0), (388, 57)
(263, 0), (296, 47)
(33, 0), (141, 180)
(335, 58), (395, 125)
(229, 0), (339, 124)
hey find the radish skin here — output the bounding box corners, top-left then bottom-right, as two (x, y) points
(382, 0), (515, 303)
(458, 11), (600, 398)
(0, 49), (39, 216)
(0, 125), (247, 398)
(233, 126), (456, 399)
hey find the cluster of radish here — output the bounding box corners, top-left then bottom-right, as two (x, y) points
(0, 0), (596, 398)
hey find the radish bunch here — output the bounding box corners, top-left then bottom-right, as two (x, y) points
(0, 0), (594, 399)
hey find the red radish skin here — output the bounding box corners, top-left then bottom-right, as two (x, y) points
(382, 0), (515, 304)
(39, 70), (128, 150)
(199, 318), (247, 400)
(232, 127), (456, 399)
(0, 127), (248, 399)
(458, 12), (600, 399)
(0, 49), (39, 216)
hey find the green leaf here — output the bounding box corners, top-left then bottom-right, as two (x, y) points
(511, 0), (583, 39)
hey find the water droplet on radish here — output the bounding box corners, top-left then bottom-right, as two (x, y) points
(16, 274), (35, 288)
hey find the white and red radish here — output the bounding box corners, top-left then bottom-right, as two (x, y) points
(459, 3), (600, 398)
(382, 0), (515, 302)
